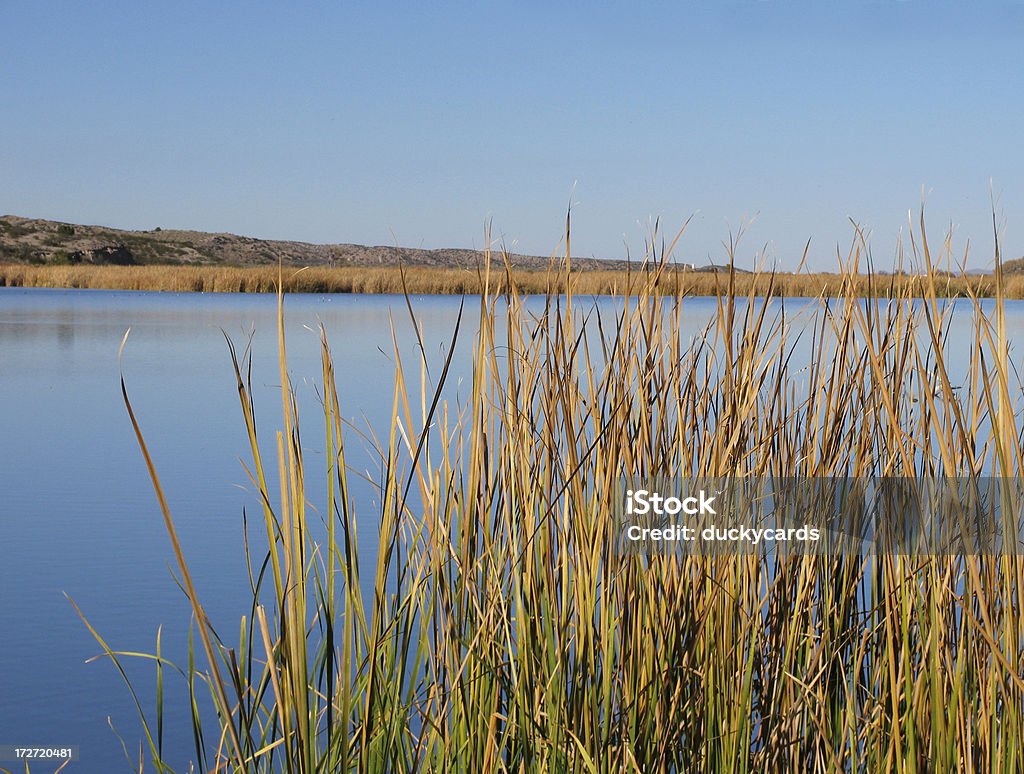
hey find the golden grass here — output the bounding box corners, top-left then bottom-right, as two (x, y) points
(67, 214), (1024, 772)
(0, 261), (1013, 297)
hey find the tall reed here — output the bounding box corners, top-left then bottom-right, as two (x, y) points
(76, 214), (1024, 772)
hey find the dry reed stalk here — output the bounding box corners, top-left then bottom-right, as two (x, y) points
(65, 214), (1024, 772)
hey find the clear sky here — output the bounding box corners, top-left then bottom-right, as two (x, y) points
(2, 1), (1023, 270)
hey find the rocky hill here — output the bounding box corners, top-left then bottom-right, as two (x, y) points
(1, 214), (658, 272)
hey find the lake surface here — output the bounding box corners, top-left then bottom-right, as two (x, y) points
(1, 287), (1021, 771)
(1, 288), (489, 771)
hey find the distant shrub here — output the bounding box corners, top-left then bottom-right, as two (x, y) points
(0, 243), (31, 261)
(57, 224), (75, 237)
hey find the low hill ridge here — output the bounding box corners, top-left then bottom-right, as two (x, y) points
(1, 214), (659, 271)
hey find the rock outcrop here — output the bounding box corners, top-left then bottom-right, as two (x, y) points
(68, 245), (136, 265)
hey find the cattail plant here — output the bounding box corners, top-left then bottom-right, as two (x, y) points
(73, 212), (1024, 772)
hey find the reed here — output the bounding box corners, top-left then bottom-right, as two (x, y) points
(0, 261), (1013, 298)
(72, 214), (1024, 772)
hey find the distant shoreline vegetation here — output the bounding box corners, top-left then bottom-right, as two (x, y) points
(0, 263), (1013, 297)
(2, 212), (1020, 296)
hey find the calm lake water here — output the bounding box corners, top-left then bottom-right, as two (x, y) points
(1, 287), (1021, 771)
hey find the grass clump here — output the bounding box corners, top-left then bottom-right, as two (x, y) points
(72, 213), (1024, 772)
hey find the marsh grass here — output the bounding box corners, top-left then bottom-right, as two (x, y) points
(0, 261), (1011, 298)
(69, 214), (1024, 772)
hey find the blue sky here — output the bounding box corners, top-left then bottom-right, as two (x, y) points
(2, 1), (1022, 269)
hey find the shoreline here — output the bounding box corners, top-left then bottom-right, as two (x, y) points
(0, 262), (1008, 298)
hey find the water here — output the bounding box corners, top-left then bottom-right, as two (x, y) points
(1, 287), (1021, 771)
(0, 287), (484, 771)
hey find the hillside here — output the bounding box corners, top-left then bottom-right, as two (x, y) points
(0, 214), (658, 272)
